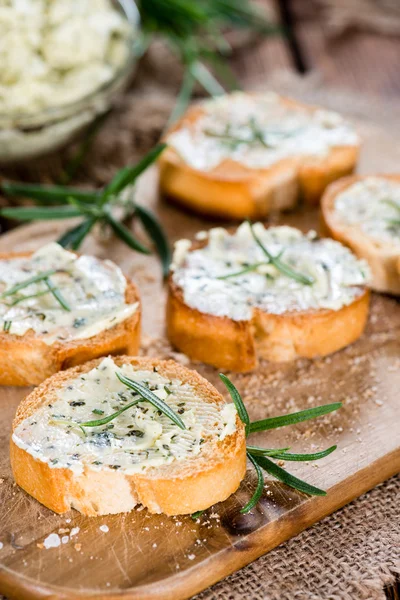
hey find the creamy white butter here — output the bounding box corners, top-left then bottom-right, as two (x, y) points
(333, 177), (400, 247)
(12, 357), (238, 475)
(0, 0), (131, 115)
(172, 223), (369, 320)
(167, 92), (359, 171)
(0, 242), (137, 344)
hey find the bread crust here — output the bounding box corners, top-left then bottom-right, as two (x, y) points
(0, 251), (141, 386)
(321, 174), (400, 295)
(10, 356), (247, 516)
(159, 98), (360, 219)
(167, 275), (370, 372)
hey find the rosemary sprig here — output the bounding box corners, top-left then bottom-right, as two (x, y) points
(80, 399), (142, 428)
(0, 144), (171, 276)
(219, 375), (340, 514)
(248, 221), (315, 286)
(205, 118), (272, 149)
(3, 320), (12, 332)
(0, 269), (57, 298)
(138, 0), (278, 122)
(116, 372), (186, 430)
(43, 277), (71, 312)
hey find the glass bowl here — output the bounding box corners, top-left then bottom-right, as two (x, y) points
(0, 0), (140, 164)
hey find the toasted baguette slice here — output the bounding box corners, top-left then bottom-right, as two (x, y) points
(0, 245), (141, 386)
(167, 224), (370, 371)
(159, 92), (360, 219)
(10, 356), (246, 516)
(321, 174), (400, 295)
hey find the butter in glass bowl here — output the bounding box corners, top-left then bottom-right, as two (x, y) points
(0, 0), (139, 163)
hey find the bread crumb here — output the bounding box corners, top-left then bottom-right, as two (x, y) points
(99, 525), (109, 533)
(43, 533), (61, 549)
(70, 527), (80, 537)
(74, 543), (82, 551)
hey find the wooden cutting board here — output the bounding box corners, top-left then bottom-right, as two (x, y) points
(0, 116), (400, 600)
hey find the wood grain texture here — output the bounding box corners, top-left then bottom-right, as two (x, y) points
(0, 109), (400, 600)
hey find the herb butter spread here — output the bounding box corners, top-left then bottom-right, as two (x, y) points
(167, 92), (358, 171)
(172, 223), (369, 320)
(0, 243), (137, 343)
(12, 357), (238, 475)
(0, 0), (130, 115)
(333, 177), (400, 247)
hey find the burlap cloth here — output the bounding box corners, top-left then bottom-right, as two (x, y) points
(195, 475), (400, 600)
(0, 53), (399, 599)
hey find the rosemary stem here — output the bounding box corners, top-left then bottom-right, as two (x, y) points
(248, 221), (314, 286)
(0, 269), (57, 298)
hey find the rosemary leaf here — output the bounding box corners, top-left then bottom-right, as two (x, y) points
(241, 452), (265, 514)
(382, 198), (400, 213)
(387, 219), (400, 227)
(57, 217), (97, 250)
(252, 454), (326, 496)
(80, 399), (141, 427)
(168, 66), (196, 126)
(190, 61), (225, 96)
(203, 129), (253, 147)
(3, 320), (12, 332)
(0, 182), (97, 205)
(247, 445), (337, 461)
(105, 211), (151, 255)
(191, 510), (205, 520)
(244, 446), (291, 457)
(249, 403), (342, 433)
(135, 205), (171, 277)
(217, 262), (265, 279)
(7, 289), (50, 306)
(202, 51), (241, 92)
(248, 221), (315, 286)
(219, 373), (250, 436)
(44, 277), (71, 312)
(101, 143), (167, 203)
(116, 372), (186, 430)
(1, 269), (57, 298)
(0, 205), (83, 221)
